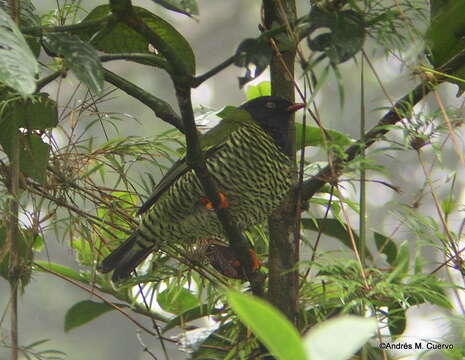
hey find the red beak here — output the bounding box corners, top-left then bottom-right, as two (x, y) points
(287, 103), (305, 112)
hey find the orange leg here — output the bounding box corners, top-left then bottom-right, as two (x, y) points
(200, 192), (229, 210)
(231, 249), (262, 271)
(248, 249), (262, 271)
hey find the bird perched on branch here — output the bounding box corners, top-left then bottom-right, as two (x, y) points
(99, 96), (305, 282)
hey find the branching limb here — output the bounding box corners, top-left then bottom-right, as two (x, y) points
(103, 69), (184, 132)
(191, 55), (238, 87)
(22, 15), (114, 36)
(109, 0), (189, 80)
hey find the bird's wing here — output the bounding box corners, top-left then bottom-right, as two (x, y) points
(137, 108), (252, 215)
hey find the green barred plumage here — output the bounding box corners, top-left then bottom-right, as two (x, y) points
(99, 96), (303, 281)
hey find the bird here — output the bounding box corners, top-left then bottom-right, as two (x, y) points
(99, 96), (305, 282)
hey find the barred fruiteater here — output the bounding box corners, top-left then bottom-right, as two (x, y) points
(99, 96), (305, 281)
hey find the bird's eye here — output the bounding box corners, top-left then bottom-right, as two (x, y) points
(265, 102), (276, 109)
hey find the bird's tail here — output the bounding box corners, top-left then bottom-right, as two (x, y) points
(98, 232), (153, 282)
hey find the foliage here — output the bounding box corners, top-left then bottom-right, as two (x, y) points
(0, 0), (464, 359)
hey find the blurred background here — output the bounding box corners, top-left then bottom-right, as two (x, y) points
(0, 0), (464, 359)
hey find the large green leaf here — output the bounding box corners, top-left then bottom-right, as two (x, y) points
(303, 316), (376, 360)
(0, 226), (34, 288)
(374, 232), (398, 265)
(246, 81), (271, 100)
(0, 94), (57, 183)
(386, 241), (409, 283)
(0, 7), (38, 95)
(0, 130), (50, 184)
(306, 8), (366, 65)
(64, 300), (125, 332)
(295, 123), (353, 150)
(157, 286), (199, 315)
(4, 94), (58, 130)
(235, 38), (273, 87)
(427, 1), (465, 91)
(0, 0), (41, 57)
(227, 290), (307, 360)
(43, 33), (104, 94)
(387, 302), (406, 338)
(77, 5), (195, 75)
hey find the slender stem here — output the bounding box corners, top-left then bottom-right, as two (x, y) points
(22, 15), (114, 36)
(359, 56), (366, 267)
(10, 281), (18, 360)
(192, 55), (238, 87)
(36, 71), (62, 91)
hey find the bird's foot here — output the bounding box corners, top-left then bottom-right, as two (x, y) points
(200, 192), (229, 210)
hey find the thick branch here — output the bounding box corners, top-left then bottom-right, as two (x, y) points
(174, 86), (265, 297)
(109, 0), (189, 79)
(301, 82), (431, 200)
(191, 55), (238, 87)
(264, 0), (299, 325)
(103, 69), (184, 132)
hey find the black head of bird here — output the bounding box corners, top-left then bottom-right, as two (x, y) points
(239, 96), (305, 152)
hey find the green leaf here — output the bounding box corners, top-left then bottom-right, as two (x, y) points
(150, 0), (198, 17)
(301, 218), (372, 260)
(19, 134), (50, 183)
(0, 7), (38, 95)
(374, 232), (398, 265)
(64, 300), (123, 332)
(235, 38), (273, 87)
(34, 261), (87, 283)
(386, 241), (409, 283)
(295, 123), (354, 150)
(77, 5), (195, 75)
(303, 316), (376, 360)
(387, 302), (406, 338)
(0, 226), (34, 288)
(163, 304), (220, 333)
(0, 0), (40, 28)
(43, 33), (104, 94)
(227, 290), (307, 360)
(426, 1), (465, 91)
(216, 105), (236, 119)
(157, 287), (199, 314)
(246, 81), (271, 100)
(0, 93), (58, 129)
(0, 94), (57, 183)
(306, 8), (366, 64)
(0, 0), (41, 57)
(0, 131), (50, 184)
